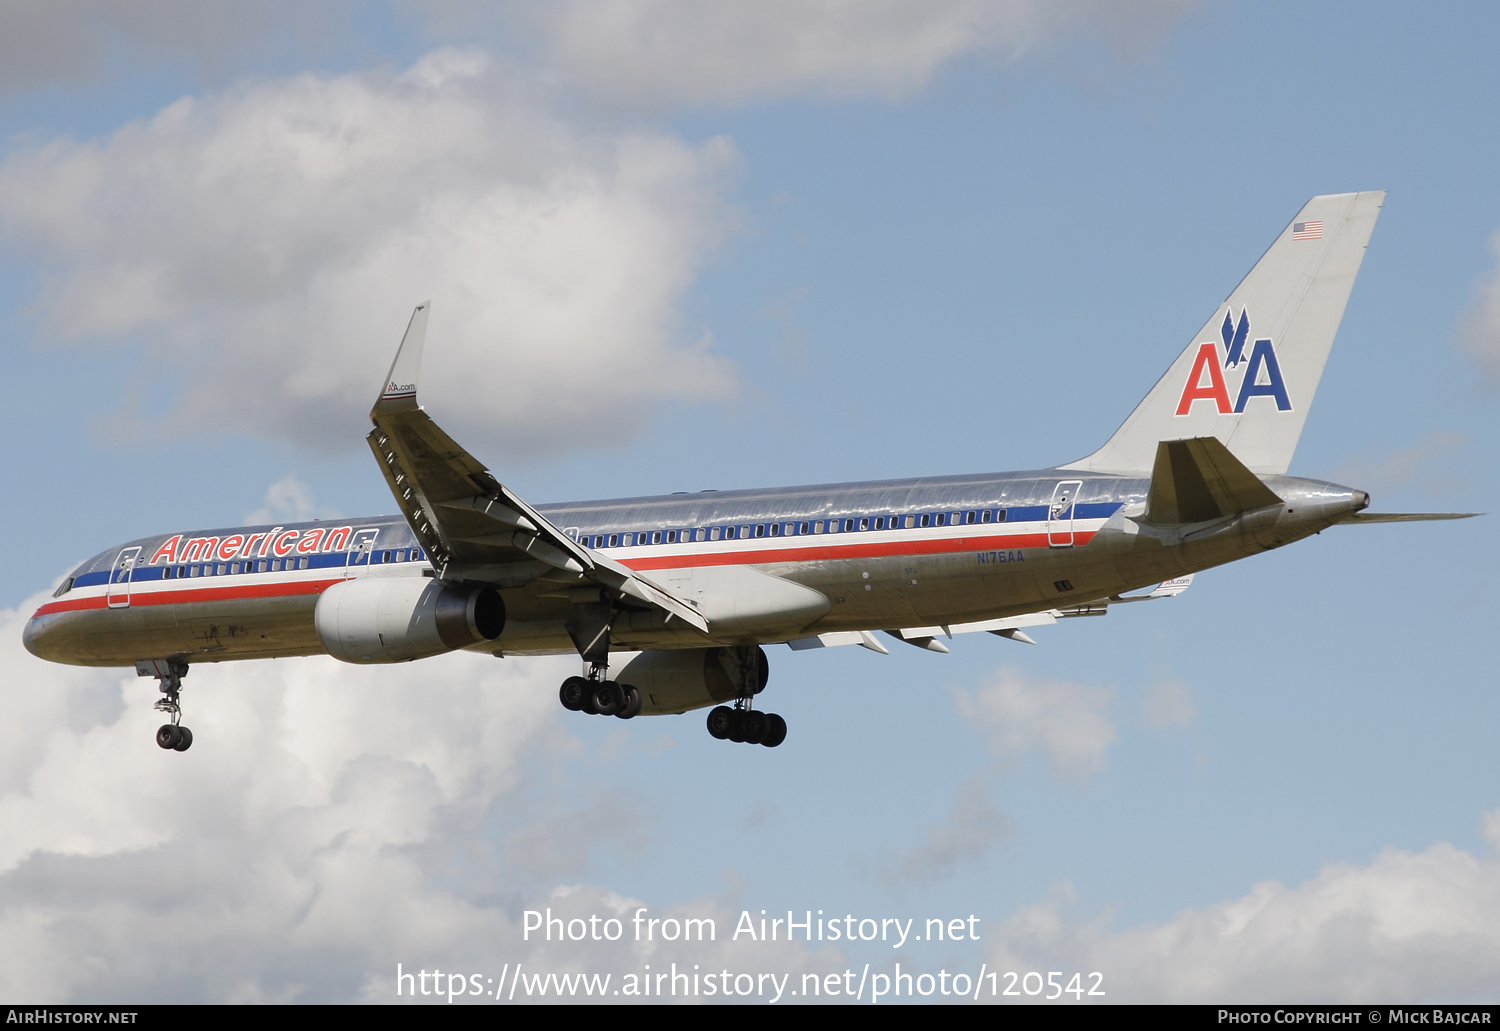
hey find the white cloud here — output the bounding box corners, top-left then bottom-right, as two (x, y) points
(1460, 226), (1500, 387)
(0, 594), (841, 1002)
(954, 665), (1116, 777)
(1142, 670), (1196, 731)
(0, 2), (1200, 108)
(986, 811), (1500, 1003)
(886, 776), (1010, 886)
(0, 49), (738, 457)
(0, 1), (342, 97)
(540, 0), (1199, 107)
(245, 473), (327, 524)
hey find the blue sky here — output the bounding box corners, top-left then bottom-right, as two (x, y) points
(1, 0), (1498, 1003)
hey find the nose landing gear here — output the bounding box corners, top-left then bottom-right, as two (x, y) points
(137, 659), (193, 752)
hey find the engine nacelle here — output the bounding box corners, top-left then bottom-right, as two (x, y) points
(611, 646), (768, 715)
(314, 576), (505, 663)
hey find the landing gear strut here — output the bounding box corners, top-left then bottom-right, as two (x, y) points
(558, 666), (641, 720)
(559, 598), (640, 720)
(707, 646), (786, 748)
(137, 659), (193, 752)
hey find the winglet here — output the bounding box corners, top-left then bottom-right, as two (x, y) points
(372, 301), (430, 419)
(1147, 574), (1194, 597)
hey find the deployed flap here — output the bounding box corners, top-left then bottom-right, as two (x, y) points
(889, 575), (1195, 647)
(1064, 191), (1384, 475)
(786, 631), (889, 654)
(367, 303), (707, 634)
(1144, 437), (1282, 524)
(901, 611), (1058, 639)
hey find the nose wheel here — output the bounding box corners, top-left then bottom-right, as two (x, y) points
(156, 724), (193, 751)
(137, 659), (193, 752)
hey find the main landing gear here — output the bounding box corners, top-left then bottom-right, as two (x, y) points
(706, 705), (787, 748)
(559, 598), (640, 720)
(137, 659), (193, 752)
(558, 668), (642, 720)
(706, 646), (785, 748)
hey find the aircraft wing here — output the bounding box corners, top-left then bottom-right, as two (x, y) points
(783, 575), (1195, 652)
(367, 303), (707, 633)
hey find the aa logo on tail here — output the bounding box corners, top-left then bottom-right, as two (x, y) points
(1174, 308), (1292, 416)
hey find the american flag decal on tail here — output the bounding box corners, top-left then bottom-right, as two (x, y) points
(1292, 220), (1324, 240)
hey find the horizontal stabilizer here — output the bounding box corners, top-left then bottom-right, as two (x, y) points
(1338, 512), (1481, 524)
(1145, 437), (1281, 524)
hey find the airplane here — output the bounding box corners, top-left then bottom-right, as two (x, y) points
(22, 191), (1476, 752)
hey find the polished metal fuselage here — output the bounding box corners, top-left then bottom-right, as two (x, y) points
(23, 467), (1365, 667)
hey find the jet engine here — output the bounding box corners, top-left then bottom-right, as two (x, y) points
(314, 576), (505, 663)
(611, 646), (768, 715)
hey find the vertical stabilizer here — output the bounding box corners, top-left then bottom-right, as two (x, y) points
(1063, 192), (1383, 475)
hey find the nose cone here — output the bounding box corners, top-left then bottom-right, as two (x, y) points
(22, 612), (62, 662)
(22, 614), (43, 658)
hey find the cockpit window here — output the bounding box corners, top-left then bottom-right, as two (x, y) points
(52, 577), (74, 598)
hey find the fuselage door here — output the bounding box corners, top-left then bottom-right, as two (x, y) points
(344, 528), (380, 578)
(106, 546), (141, 609)
(1048, 480), (1083, 548)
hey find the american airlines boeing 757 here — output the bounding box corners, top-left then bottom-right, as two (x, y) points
(23, 191), (1474, 752)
